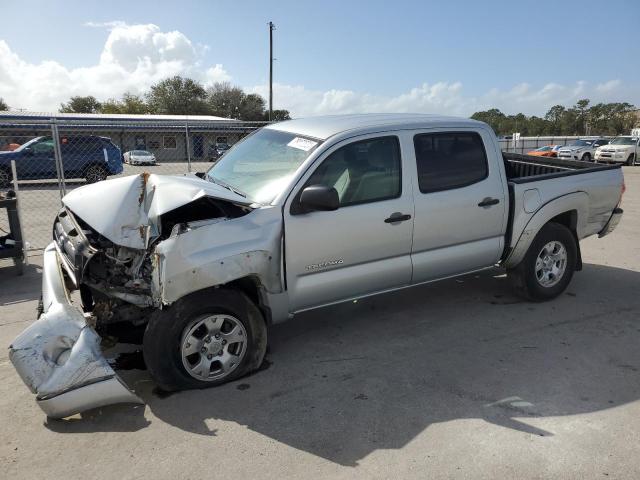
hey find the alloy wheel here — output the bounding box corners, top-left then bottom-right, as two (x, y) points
(180, 314), (247, 381)
(535, 241), (567, 287)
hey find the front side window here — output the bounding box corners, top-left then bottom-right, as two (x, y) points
(414, 132), (488, 193)
(305, 136), (401, 207)
(31, 137), (54, 154)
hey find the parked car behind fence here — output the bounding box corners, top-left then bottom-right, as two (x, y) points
(0, 134), (123, 187)
(557, 138), (609, 162)
(595, 136), (639, 166)
(124, 150), (156, 165)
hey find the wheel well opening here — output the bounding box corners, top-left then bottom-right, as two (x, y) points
(550, 210), (577, 232)
(549, 210), (582, 271)
(225, 276), (272, 325)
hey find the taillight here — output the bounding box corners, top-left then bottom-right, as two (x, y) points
(621, 179), (626, 200)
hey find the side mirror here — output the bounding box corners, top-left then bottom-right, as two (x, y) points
(299, 185), (339, 212)
(23, 147), (33, 155)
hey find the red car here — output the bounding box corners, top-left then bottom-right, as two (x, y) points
(0, 143), (20, 152)
(527, 145), (562, 157)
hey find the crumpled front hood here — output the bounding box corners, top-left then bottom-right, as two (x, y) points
(63, 173), (252, 250)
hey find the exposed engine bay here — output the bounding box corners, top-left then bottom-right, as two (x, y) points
(67, 192), (252, 336)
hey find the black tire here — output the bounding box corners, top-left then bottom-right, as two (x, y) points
(581, 152), (591, 162)
(627, 154), (635, 166)
(84, 164), (108, 184)
(143, 288), (267, 391)
(0, 167), (12, 188)
(508, 222), (577, 301)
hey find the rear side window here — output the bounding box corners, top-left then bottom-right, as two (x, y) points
(305, 136), (401, 207)
(414, 132), (488, 193)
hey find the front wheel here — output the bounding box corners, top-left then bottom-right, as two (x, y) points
(143, 288), (267, 391)
(508, 222), (577, 301)
(627, 154), (635, 166)
(581, 152), (591, 162)
(84, 164), (108, 183)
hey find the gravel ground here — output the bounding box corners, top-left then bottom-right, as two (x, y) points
(0, 166), (638, 479)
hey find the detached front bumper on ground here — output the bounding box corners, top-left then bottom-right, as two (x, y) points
(8, 243), (142, 418)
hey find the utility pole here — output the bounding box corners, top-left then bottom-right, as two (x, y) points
(268, 21), (275, 121)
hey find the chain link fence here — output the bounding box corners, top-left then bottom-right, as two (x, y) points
(0, 115), (267, 260)
(498, 135), (613, 154)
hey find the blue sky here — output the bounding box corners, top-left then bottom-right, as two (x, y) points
(0, 0), (638, 116)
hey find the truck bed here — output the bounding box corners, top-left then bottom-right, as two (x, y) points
(503, 152), (620, 183)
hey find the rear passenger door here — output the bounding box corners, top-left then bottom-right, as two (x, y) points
(284, 134), (414, 311)
(410, 129), (507, 283)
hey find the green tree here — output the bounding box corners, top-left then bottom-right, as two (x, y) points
(574, 99), (590, 135)
(207, 82), (246, 118)
(269, 109), (291, 121)
(471, 108), (507, 134)
(206, 82), (269, 120)
(100, 93), (150, 114)
(0, 98), (8, 111)
(147, 76), (210, 115)
(607, 102), (636, 134)
(239, 93), (266, 120)
(60, 95), (102, 113)
(544, 105), (566, 134)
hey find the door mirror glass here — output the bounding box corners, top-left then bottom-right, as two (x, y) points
(299, 185), (339, 212)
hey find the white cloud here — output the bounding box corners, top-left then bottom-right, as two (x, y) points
(0, 21), (636, 116)
(204, 64), (231, 86)
(84, 20), (126, 28)
(0, 22), (229, 111)
(596, 79), (621, 93)
(249, 79), (637, 118)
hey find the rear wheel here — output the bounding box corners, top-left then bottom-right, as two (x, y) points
(627, 154), (635, 166)
(143, 288), (267, 391)
(84, 164), (108, 183)
(0, 167), (12, 188)
(509, 222), (577, 301)
(581, 152), (591, 162)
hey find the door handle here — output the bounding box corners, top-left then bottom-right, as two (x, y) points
(477, 197), (500, 207)
(384, 213), (412, 223)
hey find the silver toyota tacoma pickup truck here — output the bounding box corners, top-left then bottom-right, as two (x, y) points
(9, 114), (625, 418)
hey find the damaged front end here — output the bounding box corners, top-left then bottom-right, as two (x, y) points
(9, 243), (143, 418)
(9, 172), (259, 418)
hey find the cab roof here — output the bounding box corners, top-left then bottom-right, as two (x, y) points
(266, 113), (485, 140)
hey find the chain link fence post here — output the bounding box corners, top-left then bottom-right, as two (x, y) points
(10, 159), (28, 265)
(184, 119), (192, 173)
(50, 118), (67, 199)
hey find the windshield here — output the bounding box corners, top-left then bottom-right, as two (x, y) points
(132, 150), (151, 155)
(569, 139), (592, 147)
(206, 128), (321, 204)
(536, 146), (551, 151)
(610, 137), (637, 146)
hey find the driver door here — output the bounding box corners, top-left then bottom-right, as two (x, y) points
(284, 134), (414, 312)
(19, 137), (56, 179)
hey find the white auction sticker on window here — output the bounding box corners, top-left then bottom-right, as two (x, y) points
(287, 137), (318, 151)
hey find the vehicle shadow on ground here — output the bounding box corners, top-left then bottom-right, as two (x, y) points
(49, 263), (640, 466)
